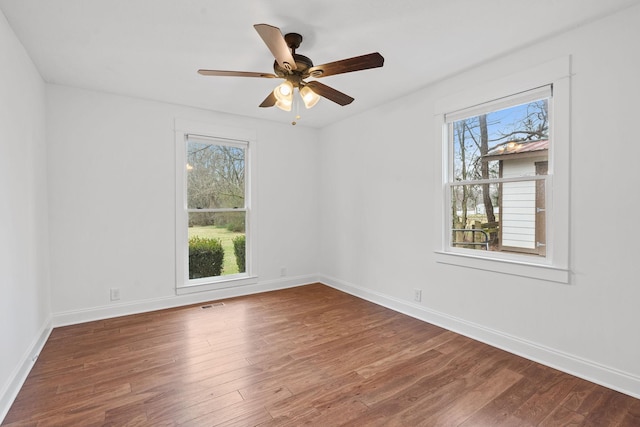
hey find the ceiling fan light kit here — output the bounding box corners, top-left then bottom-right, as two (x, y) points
(198, 23), (385, 124)
(273, 81), (294, 111)
(299, 85), (320, 109)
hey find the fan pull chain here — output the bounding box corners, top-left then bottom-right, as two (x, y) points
(292, 89), (301, 126)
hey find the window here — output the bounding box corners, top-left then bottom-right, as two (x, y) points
(434, 58), (570, 283)
(448, 87), (550, 256)
(175, 120), (257, 293)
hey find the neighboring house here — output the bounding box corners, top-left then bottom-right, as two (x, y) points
(484, 139), (548, 256)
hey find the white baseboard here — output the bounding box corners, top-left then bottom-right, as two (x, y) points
(319, 274), (640, 400)
(53, 274), (319, 327)
(0, 318), (52, 424)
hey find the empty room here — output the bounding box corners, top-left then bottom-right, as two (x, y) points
(1, 0), (639, 425)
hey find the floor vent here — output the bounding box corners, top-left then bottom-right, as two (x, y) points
(201, 302), (225, 309)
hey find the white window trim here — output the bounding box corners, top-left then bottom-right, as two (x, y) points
(174, 119), (258, 294)
(433, 56), (571, 283)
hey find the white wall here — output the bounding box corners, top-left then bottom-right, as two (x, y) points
(319, 5), (640, 396)
(0, 9), (51, 418)
(46, 85), (321, 322)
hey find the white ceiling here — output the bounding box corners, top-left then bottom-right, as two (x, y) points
(1, 0), (638, 128)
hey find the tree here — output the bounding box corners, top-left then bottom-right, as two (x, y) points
(453, 120), (469, 229)
(495, 100), (548, 142)
(187, 142), (245, 227)
(478, 114), (495, 224)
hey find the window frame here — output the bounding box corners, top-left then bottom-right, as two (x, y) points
(174, 119), (258, 294)
(433, 57), (571, 283)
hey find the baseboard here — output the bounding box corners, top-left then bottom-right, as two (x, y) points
(53, 274), (319, 327)
(0, 317), (52, 424)
(319, 274), (640, 399)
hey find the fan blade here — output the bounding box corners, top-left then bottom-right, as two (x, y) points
(254, 24), (297, 71)
(198, 69), (277, 78)
(305, 81), (354, 106)
(259, 91), (277, 108)
(308, 52), (384, 78)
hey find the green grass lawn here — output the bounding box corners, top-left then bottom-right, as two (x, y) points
(188, 225), (244, 275)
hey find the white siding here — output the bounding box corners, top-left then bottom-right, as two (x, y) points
(501, 159), (537, 249)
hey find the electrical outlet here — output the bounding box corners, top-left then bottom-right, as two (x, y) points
(280, 267), (287, 277)
(110, 288), (120, 301)
(413, 289), (422, 302)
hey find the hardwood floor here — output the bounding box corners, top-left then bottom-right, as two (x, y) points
(3, 283), (639, 426)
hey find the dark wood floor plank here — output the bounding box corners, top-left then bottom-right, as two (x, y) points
(150, 390), (244, 425)
(459, 377), (541, 426)
(401, 366), (523, 426)
(355, 338), (485, 408)
(539, 404), (586, 426)
(619, 398), (640, 426)
(344, 341), (522, 425)
(512, 367), (582, 425)
(580, 388), (637, 426)
(560, 381), (603, 414)
(3, 283), (638, 426)
(3, 382), (132, 425)
(266, 370), (365, 419)
(355, 330), (457, 379)
(101, 401), (150, 426)
(178, 382), (290, 427)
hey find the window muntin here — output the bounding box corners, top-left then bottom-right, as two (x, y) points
(445, 87), (551, 258)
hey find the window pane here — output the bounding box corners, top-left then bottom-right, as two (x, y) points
(451, 179), (546, 256)
(188, 211), (246, 279)
(451, 183), (501, 250)
(187, 141), (245, 209)
(452, 99), (549, 181)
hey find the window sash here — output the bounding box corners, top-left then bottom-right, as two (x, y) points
(186, 135), (247, 211)
(444, 85), (552, 123)
(447, 177), (549, 252)
(446, 94), (552, 185)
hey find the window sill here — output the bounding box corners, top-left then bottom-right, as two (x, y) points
(434, 251), (570, 283)
(176, 275), (259, 295)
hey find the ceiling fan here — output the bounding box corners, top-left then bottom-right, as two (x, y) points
(198, 24), (384, 117)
